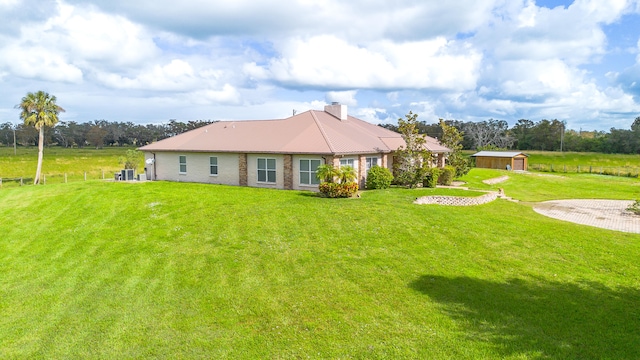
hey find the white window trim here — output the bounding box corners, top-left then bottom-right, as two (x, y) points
(179, 155), (187, 174)
(339, 158), (356, 168)
(209, 156), (218, 176)
(257, 158), (276, 183)
(366, 157), (379, 171)
(299, 159), (321, 186)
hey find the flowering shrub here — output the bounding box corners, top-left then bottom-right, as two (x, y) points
(319, 182), (359, 198)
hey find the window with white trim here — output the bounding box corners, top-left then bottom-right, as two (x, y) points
(257, 158), (276, 183)
(209, 156), (218, 176)
(339, 158), (354, 168)
(179, 155), (187, 174)
(300, 159), (321, 185)
(366, 157), (379, 171)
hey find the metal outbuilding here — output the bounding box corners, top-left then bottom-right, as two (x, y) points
(471, 151), (528, 171)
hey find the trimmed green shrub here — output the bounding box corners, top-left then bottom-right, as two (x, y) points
(365, 166), (393, 190)
(438, 165), (455, 186)
(319, 182), (359, 198)
(423, 167), (441, 188)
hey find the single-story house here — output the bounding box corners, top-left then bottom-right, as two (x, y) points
(139, 104), (451, 190)
(471, 151), (528, 171)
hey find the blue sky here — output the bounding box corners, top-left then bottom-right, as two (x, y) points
(0, 0), (639, 131)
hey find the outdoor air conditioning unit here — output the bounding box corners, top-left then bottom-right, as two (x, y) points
(121, 169), (135, 181)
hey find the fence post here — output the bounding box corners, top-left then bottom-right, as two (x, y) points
(589, 166), (592, 173)
(550, 164), (554, 172)
(84, 172), (87, 181)
(65, 173), (67, 183)
(20, 177), (23, 186)
(578, 165), (580, 173)
(0, 178), (2, 188)
(563, 164), (566, 173)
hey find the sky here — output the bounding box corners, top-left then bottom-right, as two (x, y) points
(1, 0), (639, 131)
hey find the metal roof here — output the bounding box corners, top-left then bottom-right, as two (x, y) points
(140, 109), (451, 155)
(471, 151), (528, 158)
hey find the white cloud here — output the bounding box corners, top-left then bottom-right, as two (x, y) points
(0, 0), (639, 130)
(0, 44), (83, 83)
(254, 35), (481, 91)
(326, 90), (358, 106)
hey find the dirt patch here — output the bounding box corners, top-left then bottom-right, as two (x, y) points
(483, 176), (509, 185)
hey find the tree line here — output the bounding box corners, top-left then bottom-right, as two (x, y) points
(0, 119), (216, 148)
(3, 112), (640, 154)
(381, 117), (640, 154)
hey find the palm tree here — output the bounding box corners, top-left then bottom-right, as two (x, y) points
(316, 164), (340, 183)
(17, 91), (65, 184)
(337, 165), (357, 184)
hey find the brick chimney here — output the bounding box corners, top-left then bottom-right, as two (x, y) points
(324, 102), (347, 121)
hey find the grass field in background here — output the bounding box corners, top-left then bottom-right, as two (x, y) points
(526, 151), (640, 176)
(1, 169), (639, 358)
(526, 150), (640, 167)
(0, 146), (138, 185)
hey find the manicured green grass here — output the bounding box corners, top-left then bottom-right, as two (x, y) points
(0, 147), (137, 186)
(460, 168), (640, 202)
(1, 172), (639, 358)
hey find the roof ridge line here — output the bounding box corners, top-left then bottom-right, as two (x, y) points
(310, 110), (336, 154)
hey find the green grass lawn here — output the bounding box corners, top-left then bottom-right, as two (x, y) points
(0, 147), (138, 186)
(1, 171), (639, 358)
(460, 168), (640, 202)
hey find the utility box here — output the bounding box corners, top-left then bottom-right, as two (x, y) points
(137, 174), (147, 181)
(121, 169), (135, 181)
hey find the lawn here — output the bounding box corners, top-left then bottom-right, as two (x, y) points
(1, 171), (639, 358)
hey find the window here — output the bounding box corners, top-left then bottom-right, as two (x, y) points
(300, 159), (321, 185)
(339, 158), (354, 168)
(257, 158), (276, 183)
(366, 157), (379, 171)
(179, 155), (187, 174)
(210, 156), (218, 176)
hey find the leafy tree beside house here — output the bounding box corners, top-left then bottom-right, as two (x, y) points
(393, 111), (432, 188)
(439, 119), (471, 178)
(16, 91), (65, 184)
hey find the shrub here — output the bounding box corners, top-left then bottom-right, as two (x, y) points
(627, 200), (640, 215)
(438, 165), (455, 186)
(366, 166), (393, 189)
(423, 167), (441, 188)
(319, 182), (359, 198)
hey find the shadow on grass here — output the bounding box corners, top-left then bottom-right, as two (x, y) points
(411, 275), (640, 359)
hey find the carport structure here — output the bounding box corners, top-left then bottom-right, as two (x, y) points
(472, 151), (528, 171)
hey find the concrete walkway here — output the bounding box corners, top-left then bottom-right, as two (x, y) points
(533, 199), (640, 234)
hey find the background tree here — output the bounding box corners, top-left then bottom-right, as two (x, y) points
(17, 91), (65, 184)
(464, 119), (513, 149)
(393, 111), (432, 188)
